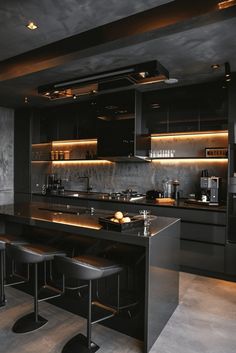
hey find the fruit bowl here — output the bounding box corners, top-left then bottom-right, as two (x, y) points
(98, 215), (144, 232)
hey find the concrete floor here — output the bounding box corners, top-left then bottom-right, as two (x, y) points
(0, 272), (236, 353)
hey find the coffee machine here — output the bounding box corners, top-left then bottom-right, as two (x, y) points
(200, 176), (221, 205)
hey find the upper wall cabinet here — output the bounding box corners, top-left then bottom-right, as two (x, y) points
(39, 100), (98, 142)
(142, 81), (228, 134)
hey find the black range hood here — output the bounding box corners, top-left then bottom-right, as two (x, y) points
(38, 60), (169, 101)
(96, 90), (151, 162)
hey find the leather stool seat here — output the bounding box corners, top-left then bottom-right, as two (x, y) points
(54, 255), (123, 353)
(55, 254), (123, 281)
(7, 242), (65, 333)
(7, 243), (66, 264)
(0, 234), (28, 250)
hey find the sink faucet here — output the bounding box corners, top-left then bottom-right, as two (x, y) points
(78, 176), (92, 192)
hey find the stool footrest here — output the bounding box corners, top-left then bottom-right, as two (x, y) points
(92, 300), (117, 316)
(38, 284), (64, 302)
(5, 273), (29, 287)
(62, 333), (99, 353)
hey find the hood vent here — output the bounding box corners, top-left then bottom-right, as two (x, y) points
(38, 60), (169, 101)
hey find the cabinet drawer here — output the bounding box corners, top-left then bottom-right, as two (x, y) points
(180, 240), (225, 273)
(181, 222), (226, 244)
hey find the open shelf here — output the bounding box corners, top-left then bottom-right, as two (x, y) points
(150, 157), (228, 160)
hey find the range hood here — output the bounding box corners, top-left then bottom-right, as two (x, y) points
(96, 90), (151, 162)
(38, 60), (169, 101)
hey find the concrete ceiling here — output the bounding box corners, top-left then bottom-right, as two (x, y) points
(0, 0), (235, 108)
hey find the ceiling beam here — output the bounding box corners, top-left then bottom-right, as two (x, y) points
(0, 0), (235, 82)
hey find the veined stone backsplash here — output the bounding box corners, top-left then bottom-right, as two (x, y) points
(32, 160), (228, 199)
(0, 106), (14, 204)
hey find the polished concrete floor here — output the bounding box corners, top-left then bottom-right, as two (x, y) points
(0, 272), (236, 353)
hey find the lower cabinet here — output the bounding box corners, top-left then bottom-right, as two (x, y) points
(180, 240), (225, 273)
(31, 194), (227, 276)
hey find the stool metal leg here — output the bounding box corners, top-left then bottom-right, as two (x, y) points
(0, 250), (6, 307)
(62, 279), (99, 353)
(12, 263), (48, 333)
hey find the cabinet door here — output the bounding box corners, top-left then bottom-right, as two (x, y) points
(199, 100), (228, 131)
(77, 100), (98, 139)
(142, 91), (168, 133)
(57, 110), (77, 140)
(40, 114), (58, 142)
(97, 118), (134, 157)
(97, 90), (135, 157)
(169, 101), (199, 132)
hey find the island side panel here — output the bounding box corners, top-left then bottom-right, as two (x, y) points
(144, 220), (180, 353)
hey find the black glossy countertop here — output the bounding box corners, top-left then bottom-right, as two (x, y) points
(32, 191), (227, 213)
(0, 202), (180, 245)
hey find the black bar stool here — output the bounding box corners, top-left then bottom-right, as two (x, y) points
(0, 234), (28, 307)
(7, 243), (65, 333)
(54, 254), (123, 353)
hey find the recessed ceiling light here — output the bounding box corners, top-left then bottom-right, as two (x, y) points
(24, 97), (29, 104)
(26, 21), (38, 30)
(211, 64), (220, 70)
(164, 78), (178, 84)
(151, 103), (160, 109)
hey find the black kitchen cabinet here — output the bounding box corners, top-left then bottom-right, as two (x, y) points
(76, 99), (98, 139)
(142, 81), (228, 134)
(169, 101), (199, 132)
(40, 112), (58, 142)
(97, 90), (150, 160)
(142, 89), (168, 133)
(39, 100), (98, 142)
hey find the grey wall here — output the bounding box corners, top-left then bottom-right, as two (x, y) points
(0, 106), (14, 204)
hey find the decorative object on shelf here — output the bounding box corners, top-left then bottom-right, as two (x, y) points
(205, 147), (228, 158)
(64, 150), (70, 159)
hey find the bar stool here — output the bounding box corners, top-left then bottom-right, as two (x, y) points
(7, 243), (65, 333)
(101, 243), (145, 314)
(54, 255), (123, 353)
(0, 234), (29, 307)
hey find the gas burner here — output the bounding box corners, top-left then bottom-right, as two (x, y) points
(108, 191), (145, 201)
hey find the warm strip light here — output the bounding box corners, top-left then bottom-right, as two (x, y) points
(218, 0), (236, 10)
(52, 160), (112, 165)
(151, 131), (228, 139)
(32, 143), (52, 147)
(151, 158), (228, 164)
(53, 219), (101, 230)
(31, 161), (50, 163)
(52, 139), (97, 146)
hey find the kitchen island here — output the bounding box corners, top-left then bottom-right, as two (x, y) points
(32, 192), (227, 277)
(0, 202), (180, 353)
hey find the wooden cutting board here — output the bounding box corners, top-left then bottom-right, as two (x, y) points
(155, 197), (175, 204)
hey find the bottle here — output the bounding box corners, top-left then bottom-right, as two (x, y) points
(59, 151), (64, 160)
(172, 179), (180, 200)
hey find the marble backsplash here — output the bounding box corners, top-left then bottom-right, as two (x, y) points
(0, 107), (14, 204)
(32, 160), (228, 199)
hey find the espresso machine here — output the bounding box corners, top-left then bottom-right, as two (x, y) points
(200, 176), (221, 205)
(45, 174), (63, 195)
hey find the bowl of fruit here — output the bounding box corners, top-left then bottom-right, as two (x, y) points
(99, 211), (144, 232)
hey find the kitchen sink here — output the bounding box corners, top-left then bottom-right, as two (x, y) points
(38, 206), (86, 215)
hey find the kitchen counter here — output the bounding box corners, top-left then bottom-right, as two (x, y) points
(0, 201), (179, 353)
(32, 191), (227, 212)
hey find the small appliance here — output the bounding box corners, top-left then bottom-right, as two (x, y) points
(200, 176), (221, 205)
